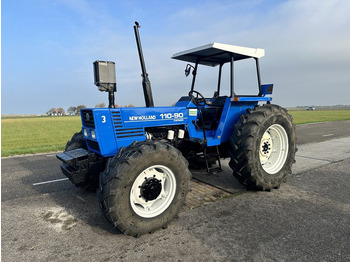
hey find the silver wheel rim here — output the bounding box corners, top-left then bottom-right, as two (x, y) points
(130, 165), (176, 218)
(259, 124), (289, 174)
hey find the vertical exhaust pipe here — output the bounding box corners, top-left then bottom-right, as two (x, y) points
(134, 21), (154, 107)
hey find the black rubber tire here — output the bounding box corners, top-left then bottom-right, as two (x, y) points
(97, 140), (191, 237)
(65, 131), (87, 151)
(229, 104), (296, 190)
(65, 131), (99, 191)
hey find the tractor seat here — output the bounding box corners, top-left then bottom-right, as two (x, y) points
(197, 96), (228, 129)
(195, 96), (228, 130)
(198, 107), (224, 130)
(210, 96), (228, 107)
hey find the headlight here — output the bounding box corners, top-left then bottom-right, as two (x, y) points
(83, 128), (88, 137)
(91, 130), (96, 139)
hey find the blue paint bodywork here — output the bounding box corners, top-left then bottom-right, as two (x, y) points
(81, 95), (271, 157)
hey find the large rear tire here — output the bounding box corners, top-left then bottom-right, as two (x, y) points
(97, 140), (191, 237)
(64, 131), (99, 191)
(229, 104), (296, 190)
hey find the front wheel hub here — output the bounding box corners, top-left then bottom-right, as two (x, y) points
(140, 177), (162, 201)
(130, 165), (177, 218)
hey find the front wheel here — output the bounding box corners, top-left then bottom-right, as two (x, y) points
(97, 140), (191, 237)
(229, 104), (296, 190)
(130, 164), (177, 218)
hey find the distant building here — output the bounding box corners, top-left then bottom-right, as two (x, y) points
(47, 108), (64, 116)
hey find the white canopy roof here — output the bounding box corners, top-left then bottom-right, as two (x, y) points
(172, 42), (265, 66)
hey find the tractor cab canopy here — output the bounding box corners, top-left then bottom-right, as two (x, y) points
(172, 42), (264, 66)
(172, 43), (270, 98)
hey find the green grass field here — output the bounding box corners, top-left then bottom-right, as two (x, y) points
(289, 109), (350, 125)
(2, 109), (350, 157)
(1, 116), (81, 157)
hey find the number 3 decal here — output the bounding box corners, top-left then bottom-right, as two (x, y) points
(101, 116), (106, 123)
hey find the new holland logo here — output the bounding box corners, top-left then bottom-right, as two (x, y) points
(129, 115), (156, 121)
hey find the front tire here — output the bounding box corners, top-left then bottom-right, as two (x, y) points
(65, 131), (87, 151)
(229, 104), (296, 190)
(97, 140), (191, 237)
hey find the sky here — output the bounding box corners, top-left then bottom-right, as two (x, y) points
(2, 0), (350, 114)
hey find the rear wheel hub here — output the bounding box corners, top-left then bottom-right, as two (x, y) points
(259, 124), (289, 174)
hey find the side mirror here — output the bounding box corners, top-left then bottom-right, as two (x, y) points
(185, 64), (194, 77)
(185, 67), (191, 77)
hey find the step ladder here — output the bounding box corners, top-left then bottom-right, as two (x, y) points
(203, 146), (222, 174)
(194, 110), (222, 174)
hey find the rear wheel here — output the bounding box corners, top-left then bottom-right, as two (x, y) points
(229, 104), (296, 190)
(97, 140), (191, 237)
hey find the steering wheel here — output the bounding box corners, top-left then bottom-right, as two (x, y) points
(189, 90), (209, 106)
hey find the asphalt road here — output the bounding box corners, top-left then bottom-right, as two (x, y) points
(295, 120), (350, 144)
(2, 120), (350, 261)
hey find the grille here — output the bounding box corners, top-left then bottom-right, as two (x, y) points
(115, 128), (144, 138)
(81, 110), (95, 128)
(112, 110), (144, 139)
(86, 140), (100, 152)
(112, 111), (123, 128)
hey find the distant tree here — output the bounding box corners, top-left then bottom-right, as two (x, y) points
(67, 106), (77, 115)
(126, 104), (135, 107)
(95, 102), (106, 108)
(76, 105), (86, 114)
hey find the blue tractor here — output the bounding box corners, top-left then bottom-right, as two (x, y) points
(57, 22), (296, 237)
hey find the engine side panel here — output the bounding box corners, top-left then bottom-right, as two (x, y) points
(81, 107), (189, 157)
